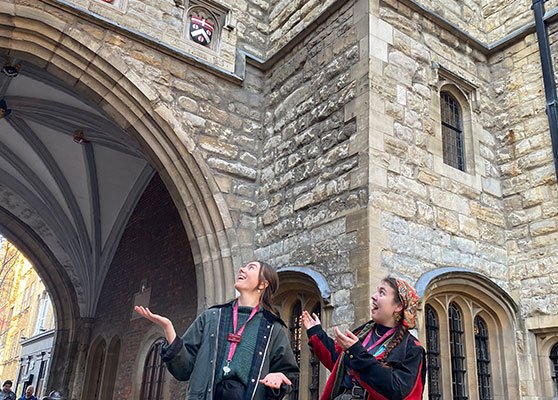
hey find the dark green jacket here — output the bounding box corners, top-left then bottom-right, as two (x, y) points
(161, 302), (299, 399)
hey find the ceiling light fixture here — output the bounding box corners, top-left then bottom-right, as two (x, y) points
(1, 64), (20, 78)
(73, 130), (90, 144)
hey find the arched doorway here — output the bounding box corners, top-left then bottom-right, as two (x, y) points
(0, 5), (242, 397)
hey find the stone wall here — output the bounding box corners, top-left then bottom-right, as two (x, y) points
(484, 0), (558, 43)
(51, 0), (241, 71)
(383, 0), (487, 42)
(77, 22), (267, 260)
(491, 21), (558, 319)
(266, 0), (340, 56)
(255, 0), (372, 326)
(372, 0), (508, 287)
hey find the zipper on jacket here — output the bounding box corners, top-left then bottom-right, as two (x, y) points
(209, 308), (221, 397)
(250, 324), (274, 400)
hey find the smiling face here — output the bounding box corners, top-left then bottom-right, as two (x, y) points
(234, 261), (266, 294)
(370, 280), (403, 327)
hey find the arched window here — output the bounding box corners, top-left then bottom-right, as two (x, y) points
(83, 338), (106, 400)
(474, 317), (492, 400)
(449, 303), (467, 400)
(425, 305), (441, 400)
(422, 273), (519, 399)
(551, 343), (558, 397)
(441, 91), (465, 171)
(289, 300), (303, 400)
(140, 338), (166, 400)
(100, 337), (121, 400)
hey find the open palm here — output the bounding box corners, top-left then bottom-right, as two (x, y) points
(134, 305), (176, 342)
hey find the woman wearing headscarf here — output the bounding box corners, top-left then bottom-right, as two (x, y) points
(302, 277), (425, 400)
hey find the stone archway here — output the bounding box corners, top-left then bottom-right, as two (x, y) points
(0, 2), (242, 397)
(0, 1), (239, 313)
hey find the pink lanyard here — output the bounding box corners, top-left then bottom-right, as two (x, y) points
(226, 301), (259, 363)
(361, 326), (396, 352)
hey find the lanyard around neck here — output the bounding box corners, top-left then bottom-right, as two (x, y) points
(361, 325), (396, 352)
(226, 301), (259, 362)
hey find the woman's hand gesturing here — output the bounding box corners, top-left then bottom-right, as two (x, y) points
(259, 372), (292, 389)
(301, 310), (321, 330)
(134, 306), (177, 343)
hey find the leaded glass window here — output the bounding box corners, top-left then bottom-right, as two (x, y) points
(441, 91), (465, 171)
(474, 317), (492, 400)
(551, 343), (558, 397)
(140, 338), (166, 400)
(426, 305), (442, 400)
(449, 303), (468, 400)
(309, 303), (321, 400)
(289, 300), (302, 400)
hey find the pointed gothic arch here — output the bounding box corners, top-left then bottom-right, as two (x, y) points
(0, 6), (242, 397)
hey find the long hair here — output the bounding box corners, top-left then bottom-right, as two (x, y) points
(257, 260), (280, 316)
(378, 276), (407, 365)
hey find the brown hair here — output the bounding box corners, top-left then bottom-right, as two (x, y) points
(379, 276), (407, 365)
(257, 260), (279, 316)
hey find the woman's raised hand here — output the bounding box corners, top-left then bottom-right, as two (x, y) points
(333, 327), (359, 350)
(301, 310), (321, 330)
(134, 305), (177, 343)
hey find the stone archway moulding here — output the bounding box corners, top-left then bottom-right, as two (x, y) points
(0, 205), (83, 398)
(0, 2), (240, 312)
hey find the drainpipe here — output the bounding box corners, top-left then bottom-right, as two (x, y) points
(532, 0), (558, 181)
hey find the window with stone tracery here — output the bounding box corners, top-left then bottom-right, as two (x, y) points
(422, 273), (518, 400)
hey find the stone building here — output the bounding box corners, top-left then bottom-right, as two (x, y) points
(0, 0), (556, 399)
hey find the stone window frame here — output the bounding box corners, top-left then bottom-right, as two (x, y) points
(131, 328), (171, 400)
(429, 65), (483, 190)
(531, 329), (558, 399)
(275, 272), (328, 400)
(418, 273), (519, 400)
(82, 336), (106, 399)
(182, 0), (231, 53)
(82, 335), (121, 400)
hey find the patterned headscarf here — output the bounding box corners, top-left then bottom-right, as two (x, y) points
(395, 278), (420, 329)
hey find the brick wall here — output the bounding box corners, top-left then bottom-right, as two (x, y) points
(92, 174), (196, 399)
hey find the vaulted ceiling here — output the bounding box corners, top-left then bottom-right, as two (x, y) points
(0, 60), (154, 316)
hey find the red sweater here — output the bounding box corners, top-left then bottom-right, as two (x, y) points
(307, 324), (425, 400)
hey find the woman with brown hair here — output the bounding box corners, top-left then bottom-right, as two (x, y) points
(135, 260), (298, 400)
(302, 277), (425, 400)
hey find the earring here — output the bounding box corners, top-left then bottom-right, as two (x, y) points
(258, 289), (261, 293)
